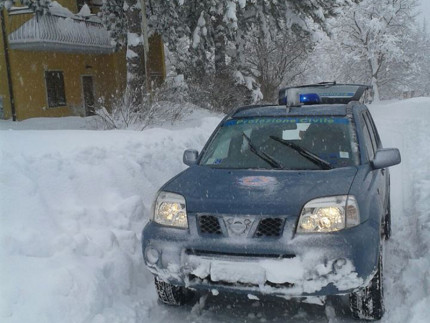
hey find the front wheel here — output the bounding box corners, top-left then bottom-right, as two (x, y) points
(154, 276), (193, 305)
(349, 246), (385, 320)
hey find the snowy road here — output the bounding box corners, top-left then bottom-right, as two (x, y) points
(0, 99), (429, 323)
(370, 99), (430, 323)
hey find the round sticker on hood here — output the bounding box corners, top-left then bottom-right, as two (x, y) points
(237, 176), (278, 188)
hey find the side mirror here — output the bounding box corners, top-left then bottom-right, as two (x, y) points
(371, 148), (401, 169)
(183, 149), (199, 166)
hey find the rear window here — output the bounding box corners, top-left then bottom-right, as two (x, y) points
(200, 116), (359, 170)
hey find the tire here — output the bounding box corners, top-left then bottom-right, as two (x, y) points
(383, 197), (392, 240)
(349, 246), (385, 320)
(154, 276), (192, 305)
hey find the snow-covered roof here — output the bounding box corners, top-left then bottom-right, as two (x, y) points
(8, 4), (114, 54)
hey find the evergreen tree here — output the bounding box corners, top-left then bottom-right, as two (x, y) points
(100, 0), (127, 50)
(148, 0), (355, 107)
(150, 0), (354, 75)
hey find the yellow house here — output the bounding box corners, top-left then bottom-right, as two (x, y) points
(0, 0), (165, 121)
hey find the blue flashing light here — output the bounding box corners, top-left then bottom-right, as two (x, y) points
(300, 93), (321, 105)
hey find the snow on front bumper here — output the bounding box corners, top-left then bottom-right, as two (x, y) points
(142, 217), (380, 297)
(144, 248), (364, 297)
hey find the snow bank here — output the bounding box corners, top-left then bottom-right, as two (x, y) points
(0, 98), (429, 322)
(0, 111), (221, 323)
(369, 98), (430, 323)
(0, 116), (97, 130)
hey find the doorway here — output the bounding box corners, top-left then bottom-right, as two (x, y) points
(82, 76), (95, 116)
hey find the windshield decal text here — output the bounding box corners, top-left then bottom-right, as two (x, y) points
(223, 117), (349, 126)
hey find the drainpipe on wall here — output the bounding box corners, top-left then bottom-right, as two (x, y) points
(1, 8), (16, 121)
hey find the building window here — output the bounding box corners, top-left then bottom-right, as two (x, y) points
(45, 71), (67, 108)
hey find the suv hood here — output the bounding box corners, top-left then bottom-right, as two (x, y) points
(163, 166), (358, 216)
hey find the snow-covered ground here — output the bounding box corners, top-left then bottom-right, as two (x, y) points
(0, 99), (429, 323)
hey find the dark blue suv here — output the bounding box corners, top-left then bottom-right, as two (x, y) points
(142, 84), (401, 320)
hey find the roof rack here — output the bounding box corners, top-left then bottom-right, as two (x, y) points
(278, 83), (372, 106)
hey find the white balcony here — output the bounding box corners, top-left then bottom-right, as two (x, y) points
(8, 8), (114, 54)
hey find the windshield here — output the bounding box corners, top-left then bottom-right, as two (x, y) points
(200, 116), (359, 170)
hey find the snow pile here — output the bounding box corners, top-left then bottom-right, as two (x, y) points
(0, 98), (429, 322)
(0, 110), (221, 323)
(0, 116), (97, 131)
(77, 4), (92, 18)
(48, 1), (75, 18)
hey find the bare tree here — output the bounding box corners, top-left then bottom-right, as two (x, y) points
(244, 28), (313, 102)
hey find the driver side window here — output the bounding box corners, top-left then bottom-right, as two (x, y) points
(361, 114), (375, 161)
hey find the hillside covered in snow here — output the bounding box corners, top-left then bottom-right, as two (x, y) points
(0, 98), (429, 322)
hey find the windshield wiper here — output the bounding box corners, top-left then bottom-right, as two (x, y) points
(269, 136), (332, 170)
(242, 133), (284, 169)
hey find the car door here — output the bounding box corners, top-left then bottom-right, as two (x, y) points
(364, 111), (390, 212)
(361, 111), (387, 220)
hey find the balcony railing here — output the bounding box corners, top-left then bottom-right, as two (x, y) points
(8, 10), (114, 54)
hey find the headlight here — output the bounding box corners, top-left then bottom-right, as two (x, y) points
(297, 195), (360, 233)
(153, 192), (188, 229)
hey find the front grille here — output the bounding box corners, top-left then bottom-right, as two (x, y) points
(198, 215), (222, 235)
(255, 218), (284, 237)
(189, 274), (294, 289)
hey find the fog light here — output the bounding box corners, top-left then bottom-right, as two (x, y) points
(333, 258), (347, 272)
(145, 246), (160, 264)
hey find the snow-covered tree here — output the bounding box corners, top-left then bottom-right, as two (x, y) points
(328, 0), (418, 101)
(100, 0), (147, 106)
(388, 20), (430, 97)
(305, 31), (371, 86)
(151, 0), (353, 75)
(1, 0), (50, 13)
(148, 0), (356, 108)
(100, 0), (127, 50)
(414, 21), (430, 96)
(0, 0), (12, 10)
(122, 0), (146, 106)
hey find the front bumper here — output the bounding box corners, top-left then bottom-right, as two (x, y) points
(142, 214), (380, 297)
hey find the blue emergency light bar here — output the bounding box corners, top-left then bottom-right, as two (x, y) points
(300, 93), (320, 104)
(279, 83), (372, 106)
